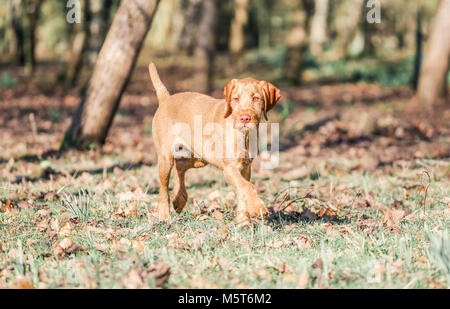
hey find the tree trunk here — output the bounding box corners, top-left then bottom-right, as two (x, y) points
(310, 0), (328, 58)
(256, 0), (273, 49)
(148, 0), (177, 51)
(193, 0), (217, 94)
(229, 0), (249, 66)
(168, 0), (186, 53)
(11, 0), (25, 66)
(284, 0), (309, 84)
(25, 0), (42, 73)
(362, 11), (376, 56)
(64, 0), (90, 86)
(416, 0), (450, 112)
(412, 10), (423, 90)
(178, 0), (202, 55)
(87, 0), (113, 66)
(334, 0), (364, 58)
(62, 0), (161, 149)
(64, 23), (88, 86)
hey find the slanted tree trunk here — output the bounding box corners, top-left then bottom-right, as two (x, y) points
(193, 0), (217, 94)
(284, 0), (309, 84)
(229, 0), (249, 66)
(62, 0), (161, 149)
(416, 0), (450, 112)
(310, 0), (328, 57)
(11, 0), (25, 65)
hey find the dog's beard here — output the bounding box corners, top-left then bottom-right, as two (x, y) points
(235, 122), (258, 132)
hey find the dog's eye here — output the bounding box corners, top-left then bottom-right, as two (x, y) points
(232, 97), (239, 103)
(252, 97), (261, 102)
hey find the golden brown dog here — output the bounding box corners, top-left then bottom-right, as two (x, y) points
(149, 62), (281, 225)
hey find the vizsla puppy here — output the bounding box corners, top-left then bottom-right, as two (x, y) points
(149, 62), (281, 225)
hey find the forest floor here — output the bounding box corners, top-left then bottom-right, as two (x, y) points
(0, 59), (449, 288)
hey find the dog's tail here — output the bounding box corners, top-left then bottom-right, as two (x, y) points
(149, 62), (170, 102)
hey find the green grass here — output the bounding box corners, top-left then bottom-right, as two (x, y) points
(0, 155), (448, 288)
(0, 85), (449, 288)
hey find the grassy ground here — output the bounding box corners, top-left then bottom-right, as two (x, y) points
(0, 59), (449, 289)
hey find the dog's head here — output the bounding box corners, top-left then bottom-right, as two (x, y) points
(224, 78), (281, 132)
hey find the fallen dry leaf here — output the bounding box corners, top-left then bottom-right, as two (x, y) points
(167, 233), (190, 250)
(122, 260), (170, 288)
(59, 237), (73, 250)
(210, 209), (224, 223)
(9, 275), (34, 289)
(50, 218), (59, 232)
(382, 208), (412, 231)
(371, 262), (386, 280)
(117, 188), (150, 202)
(296, 271), (309, 289)
(43, 191), (58, 201)
(126, 203), (138, 217)
(390, 259), (403, 276)
(115, 203), (138, 218)
(82, 274), (98, 289)
(391, 200), (403, 208)
(36, 209), (51, 218)
(358, 219), (379, 233)
(312, 258), (324, 270)
(132, 239), (145, 252)
(146, 260), (171, 287)
(93, 242), (108, 252)
(293, 236), (313, 250)
(114, 238), (132, 253)
(17, 199), (34, 209)
(416, 256), (428, 265)
(58, 222), (73, 237)
(1, 200), (13, 213)
(122, 267), (144, 289)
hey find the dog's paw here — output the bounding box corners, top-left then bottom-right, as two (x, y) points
(157, 203), (171, 220)
(235, 212), (252, 227)
(246, 197), (268, 219)
(173, 192), (188, 214)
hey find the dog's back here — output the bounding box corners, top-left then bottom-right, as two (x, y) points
(149, 63), (227, 159)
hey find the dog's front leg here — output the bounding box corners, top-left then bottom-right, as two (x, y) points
(224, 165), (268, 224)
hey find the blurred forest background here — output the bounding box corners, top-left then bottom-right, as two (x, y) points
(0, 0), (449, 152)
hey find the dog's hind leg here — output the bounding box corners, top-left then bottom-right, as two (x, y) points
(241, 165), (251, 181)
(172, 159), (192, 214)
(156, 155), (173, 220)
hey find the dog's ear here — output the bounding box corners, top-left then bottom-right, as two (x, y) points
(224, 79), (237, 118)
(261, 81), (281, 121)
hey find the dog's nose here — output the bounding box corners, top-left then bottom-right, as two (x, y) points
(239, 114), (251, 124)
